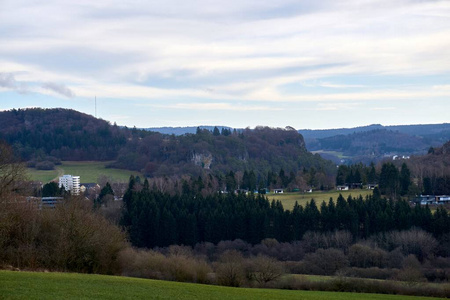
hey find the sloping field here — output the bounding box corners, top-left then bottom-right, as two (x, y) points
(27, 161), (142, 183)
(0, 271), (442, 300)
(268, 190), (374, 210)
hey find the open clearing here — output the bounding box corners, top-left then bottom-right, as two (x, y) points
(0, 271), (442, 300)
(311, 150), (350, 160)
(268, 190), (373, 210)
(27, 161), (142, 183)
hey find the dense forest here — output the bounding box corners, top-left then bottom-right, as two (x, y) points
(121, 176), (449, 249)
(112, 126), (335, 179)
(148, 124), (450, 164)
(0, 108), (130, 161)
(0, 108), (335, 180)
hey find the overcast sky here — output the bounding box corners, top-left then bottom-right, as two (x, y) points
(1, 0), (449, 129)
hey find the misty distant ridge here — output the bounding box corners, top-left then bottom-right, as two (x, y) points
(144, 126), (236, 136)
(146, 123), (450, 139)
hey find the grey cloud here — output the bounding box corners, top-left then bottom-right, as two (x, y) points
(0, 73), (16, 88)
(42, 82), (75, 98)
(0, 73), (29, 94)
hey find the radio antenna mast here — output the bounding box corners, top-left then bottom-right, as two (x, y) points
(95, 96), (97, 118)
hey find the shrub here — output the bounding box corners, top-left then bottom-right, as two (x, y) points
(272, 274), (450, 298)
(119, 247), (166, 279)
(385, 228), (438, 261)
(119, 247), (213, 284)
(302, 248), (349, 275)
(302, 230), (352, 253)
(343, 267), (399, 280)
(251, 240), (304, 261)
(26, 160), (36, 168)
(386, 247), (405, 269)
(215, 250), (246, 287)
(395, 254), (426, 285)
(216, 239), (251, 257)
(247, 255), (284, 285)
(348, 244), (387, 268)
(0, 199), (126, 274)
(35, 161), (55, 170)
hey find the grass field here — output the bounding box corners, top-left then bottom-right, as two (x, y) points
(311, 150), (350, 160)
(27, 161), (142, 183)
(268, 190), (373, 210)
(0, 271), (442, 300)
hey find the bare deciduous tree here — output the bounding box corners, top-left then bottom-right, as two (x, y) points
(0, 141), (26, 202)
(215, 250), (246, 287)
(250, 255), (284, 284)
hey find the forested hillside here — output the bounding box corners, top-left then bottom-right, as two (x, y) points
(404, 141), (450, 194)
(308, 129), (429, 163)
(112, 126), (335, 178)
(0, 108), (334, 180)
(150, 123), (450, 165)
(0, 108), (130, 161)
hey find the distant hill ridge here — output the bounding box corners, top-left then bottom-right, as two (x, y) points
(147, 123), (450, 164)
(145, 126), (237, 135)
(303, 124), (450, 164)
(298, 123), (450, 139)
(2, 108), (448, 173)
(147, 123), (450, 139)
(0, 108), (334, 178)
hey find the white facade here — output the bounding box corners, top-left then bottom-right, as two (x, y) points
(336, 185), (349, 191)
(59, 175), (80, 195)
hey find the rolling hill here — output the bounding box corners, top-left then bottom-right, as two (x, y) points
(0, 108), (334, 178)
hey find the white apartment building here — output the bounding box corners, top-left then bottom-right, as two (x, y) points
(59, 175), (81, 195)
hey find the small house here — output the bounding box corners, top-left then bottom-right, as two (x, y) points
(436, 195), (450, 205)
(336, 185), (349, 191)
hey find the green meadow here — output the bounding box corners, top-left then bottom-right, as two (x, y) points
(26, 161), (142, 183)
(311, 150), (350, 160)
(268, 190), (374, 210)
(0, 271), (442, 300)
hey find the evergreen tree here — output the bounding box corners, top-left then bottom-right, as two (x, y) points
(367, 162), (377, 183)
(95, 182), (114, 208)
(423, 177), (433, 195)
(42, 181), (61, 197)
(399, 163), (411, 196)
(226, 171), (237, 191)
(248, 170), (257, 191)
(354, 169), (362, 185)
(379, 163), (399, 197)
(336, 165), (347, 186)
(307, 168), (317, 188)
(118, 175), (449, 249)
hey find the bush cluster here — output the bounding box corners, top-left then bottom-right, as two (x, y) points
(0, 199), (126, 274)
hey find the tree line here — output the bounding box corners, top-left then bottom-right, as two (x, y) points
(339, 160), (450, 197)
(120, 176), (450, 249)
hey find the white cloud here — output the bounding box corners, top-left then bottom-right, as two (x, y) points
(148, 102), (282, 111)
(370, 107), (396, 111)
(1, 0), (450, 127)
(315, 102), (362, 111)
